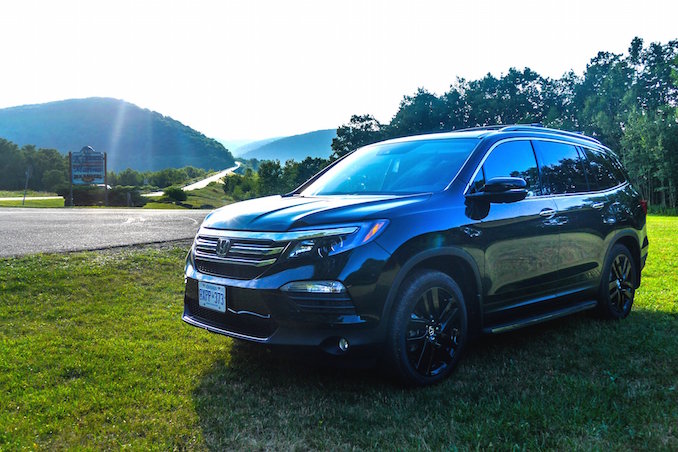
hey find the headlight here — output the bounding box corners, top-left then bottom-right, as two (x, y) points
(285, 220), (388, 259)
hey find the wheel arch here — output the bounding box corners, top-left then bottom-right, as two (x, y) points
(605, 231), (642, 286)
(382, 247), (484, 335)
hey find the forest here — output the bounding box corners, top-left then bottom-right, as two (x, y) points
(227, 37), (678, 210)
(0, 139), (211, 192)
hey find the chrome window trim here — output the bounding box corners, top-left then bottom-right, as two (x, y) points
(198, 226), (359, 242)
(463, 137), (628, 199)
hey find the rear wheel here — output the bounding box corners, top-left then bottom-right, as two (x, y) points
(596, 244), (637, 319)
(387, 270), (468, 386)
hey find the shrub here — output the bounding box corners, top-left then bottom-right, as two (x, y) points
(164, 186), (188, 202)
(56, 185), (147, 207)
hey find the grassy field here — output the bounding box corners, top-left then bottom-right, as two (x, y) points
(0, 190), (58, 198)
(0, 217), (676, 449)
(0, 197), (64, 207)
(143, 183), (232, 210)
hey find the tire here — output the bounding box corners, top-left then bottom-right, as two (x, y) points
(596, 244), (637, 319)
(386, 270), (468, 386)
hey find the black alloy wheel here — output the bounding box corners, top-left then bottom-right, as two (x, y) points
(609, 254), (634, 314)
(387, 270), (468, 386)
(406, 286), (462, 377)
(598, 244), (636, 319)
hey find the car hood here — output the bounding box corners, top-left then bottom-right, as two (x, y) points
(201, 194), (431, 231)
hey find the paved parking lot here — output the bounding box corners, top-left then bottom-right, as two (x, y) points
(0, 208), (210, 257)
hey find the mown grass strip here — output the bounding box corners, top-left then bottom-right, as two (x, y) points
(0, 190), (58, 198)
(0, 217), (676, 449)
(0, 198), (64, 208)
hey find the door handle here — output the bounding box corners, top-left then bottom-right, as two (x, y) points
(539, 208), (557, 219)
(591, 202), (605, 210)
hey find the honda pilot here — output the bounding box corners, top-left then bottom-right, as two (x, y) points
(183, 125), (648, 385)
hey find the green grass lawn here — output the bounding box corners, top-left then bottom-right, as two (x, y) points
(0, 190), (58, 198)
(1, 217), (676, 449)
(0, 197), (64, 207)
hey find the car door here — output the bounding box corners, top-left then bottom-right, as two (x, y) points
(464, 139), (561, 324)
(531, 140), (605, 294)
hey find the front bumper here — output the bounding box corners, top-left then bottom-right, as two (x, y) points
(182, 241), (393, 352)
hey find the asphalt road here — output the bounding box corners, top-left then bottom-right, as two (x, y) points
(144, 162), (241, 197)
(0, 208), (210, 257)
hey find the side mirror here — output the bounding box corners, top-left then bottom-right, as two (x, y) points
(465, 177), (528, 204)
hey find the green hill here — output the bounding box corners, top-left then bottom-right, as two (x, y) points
(0, 98), (235, 171)
(239, 129), (336, 161)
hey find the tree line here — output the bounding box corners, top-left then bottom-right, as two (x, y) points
(329, 37), (678, 209)
(223, 158), (328, 200)
(0, 138), (211, 192)
(226, 37), (677, 209)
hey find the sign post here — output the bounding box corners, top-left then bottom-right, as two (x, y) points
(69, 146), (106, 206)
(104, 152), (108, 207)
(68, 152), (73, 207)
(22, 166), (31, 206)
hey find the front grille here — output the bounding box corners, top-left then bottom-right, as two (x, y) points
(185, 297), (277, 339)
(194, 234), (288, 279)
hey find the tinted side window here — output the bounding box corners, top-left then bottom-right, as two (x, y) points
(472, 140), (541, 197)
(604, 151), (628, 184)
(581, 148), (624, 190)
(532, 141), (588, 195)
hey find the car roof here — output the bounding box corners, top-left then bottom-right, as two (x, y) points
(376, 125), (607, 151)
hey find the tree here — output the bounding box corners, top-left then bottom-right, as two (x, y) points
(257, 160), (284, 195)
(117, 168), (144, 186)
(223, 169), (258, 201)
(281, 157), (328, 192)
(463, 68), (547, 126)
(165, 186), (187, 202)
(331, 114), (385, 160)
(389, 88), (448, 137)
(42, 169), (67, 191)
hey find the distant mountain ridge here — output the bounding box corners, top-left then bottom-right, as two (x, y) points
(0, 98), (235, 171)
(228, 137), (281, 157)
(235, 129), (336, 161)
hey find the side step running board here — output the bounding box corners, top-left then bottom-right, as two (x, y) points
(483, 300), (598, 334)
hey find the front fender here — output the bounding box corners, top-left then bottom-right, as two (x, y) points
(378, 241), (484, 328)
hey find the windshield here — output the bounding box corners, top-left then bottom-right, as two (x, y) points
(300, 138), (479, 196)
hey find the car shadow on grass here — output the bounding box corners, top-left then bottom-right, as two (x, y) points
(191, 308), (678, 449)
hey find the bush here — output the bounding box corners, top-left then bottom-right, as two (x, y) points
(56, 185), (147, 207)
(164, 186), (188, 202)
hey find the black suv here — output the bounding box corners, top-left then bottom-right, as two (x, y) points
(183, 125), (648, 385)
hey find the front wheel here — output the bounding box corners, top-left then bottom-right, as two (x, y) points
(596, 244), (637, 319)
(386, 270), (468, 386)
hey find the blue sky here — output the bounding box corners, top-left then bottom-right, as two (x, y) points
(1, 0), (676, 140)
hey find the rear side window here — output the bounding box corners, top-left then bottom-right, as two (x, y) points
(471, 140), (541, 197)
(532, 141), (588, 195)
(582, 148), (626, 190)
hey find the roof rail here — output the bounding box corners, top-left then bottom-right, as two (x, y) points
(499, 125), (601, 145)
(450, 125), (507, 133)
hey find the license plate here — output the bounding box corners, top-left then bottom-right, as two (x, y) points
(198, 282), (226, 313)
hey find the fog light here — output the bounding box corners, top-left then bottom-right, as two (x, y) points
(280, 280), (346, 294)
(338, 337), (349, 352)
